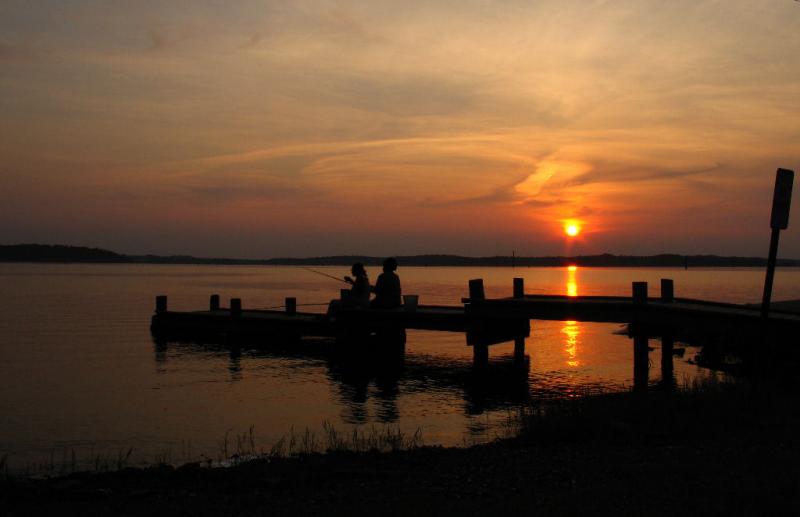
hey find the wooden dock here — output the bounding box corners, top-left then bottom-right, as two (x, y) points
(151, 277), (800, 370)
(467, 294), (800, 341)
(150, 296), (531, 357)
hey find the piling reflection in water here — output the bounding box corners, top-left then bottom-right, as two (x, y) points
(151, 333), (531, 424)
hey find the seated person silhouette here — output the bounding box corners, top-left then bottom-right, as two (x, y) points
(371, 257), (402, 309)
(343, 262), (371, 308)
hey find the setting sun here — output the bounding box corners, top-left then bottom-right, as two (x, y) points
(564, 223), (581, 237)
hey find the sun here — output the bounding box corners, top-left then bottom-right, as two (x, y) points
(564, 222), (581, 237)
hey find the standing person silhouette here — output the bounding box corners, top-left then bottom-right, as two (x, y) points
(372, 257), (402, 309)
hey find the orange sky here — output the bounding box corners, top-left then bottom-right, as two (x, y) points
(1, 1), (799, 258)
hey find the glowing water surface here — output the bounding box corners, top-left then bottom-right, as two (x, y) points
(1, 264), (799, 470)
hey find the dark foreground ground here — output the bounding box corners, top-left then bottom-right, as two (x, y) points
(3, 382), (799, 516)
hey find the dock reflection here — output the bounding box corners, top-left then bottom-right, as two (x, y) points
(151, 334), (531, 423)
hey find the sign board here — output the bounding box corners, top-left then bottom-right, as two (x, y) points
(770, 168), (794, 230)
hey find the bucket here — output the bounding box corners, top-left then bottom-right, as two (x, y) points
(403, 294), (419, 312)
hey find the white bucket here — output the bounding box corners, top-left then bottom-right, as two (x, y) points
(403, 294), (419, 312)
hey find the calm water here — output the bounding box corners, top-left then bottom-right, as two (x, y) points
(2, 264), (799, 471)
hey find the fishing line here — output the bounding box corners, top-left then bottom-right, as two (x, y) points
(300, 267), (349, 284)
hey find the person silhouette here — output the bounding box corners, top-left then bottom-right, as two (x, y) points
(344, 262), (371, 308)
(371, 257), (402, 309)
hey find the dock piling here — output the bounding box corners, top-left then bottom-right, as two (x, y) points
(633, 326), (649, 392)
(469, 279), (485, 300)
(660, 279), (674, 303)
(661, 331), (674, 386)
(210, 294), (220, 311)
(632, 282), (648, 305)
(632, 282), (649, 391)
(230, 298), (242, 317)
(286, 297), (297, 315)
(473, 343), (489, 368)
(155, 295), (168, 314)
(514, 335), (526, 363)
(513, 278), (524, 299)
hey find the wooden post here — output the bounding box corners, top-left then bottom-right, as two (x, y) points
(633, 328), (649, 393)
(514, 335), (526, 363)
(286, 297), (297, 315)
(632, 282), (649, 391)
(513, 278), (524, 299)
(230, 298), (242, 317)
(660, 279), (674, 303)
(473, 343), (489, 368)
(632, 282), (648, 305)
(155, 295), (168, 314)
(469, 279), (485, 300)
(210, 294), (220, 311)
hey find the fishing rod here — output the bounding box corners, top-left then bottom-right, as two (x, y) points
(301, 266), (349, 284)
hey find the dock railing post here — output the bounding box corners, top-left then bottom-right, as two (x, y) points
(230, 298), (242, 317)
(210, 294), (220, 311)
(660, 279), (674, 303)
(155, 295), (168, 314)
(513, 278), (524, 299)
(469, 279), (485, 301)
(286, 297), (297, 315)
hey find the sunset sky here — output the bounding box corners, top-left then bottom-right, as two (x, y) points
(2, 0), (799, 258)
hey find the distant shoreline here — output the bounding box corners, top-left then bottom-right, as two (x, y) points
(2, 243), (799, 267)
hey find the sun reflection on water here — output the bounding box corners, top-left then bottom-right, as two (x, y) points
(561, 320), (581, 368)
(563, 265), (580, 367)
(566, 265), (578, 297)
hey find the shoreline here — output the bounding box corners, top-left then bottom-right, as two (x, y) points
(4, 382), (799, 515)
(3, 244), (800, 267)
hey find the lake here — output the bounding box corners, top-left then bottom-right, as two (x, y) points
(2, 264), (799, 472)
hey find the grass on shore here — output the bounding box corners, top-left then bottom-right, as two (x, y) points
(1, 422), (425, 479)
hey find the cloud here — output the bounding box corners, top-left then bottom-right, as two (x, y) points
(0, 42), (51, 63)
(2, 0), (800, 256)
(567, 162), (725, 187)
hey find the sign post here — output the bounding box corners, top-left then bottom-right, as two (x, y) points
(761, 168), (794, 318)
